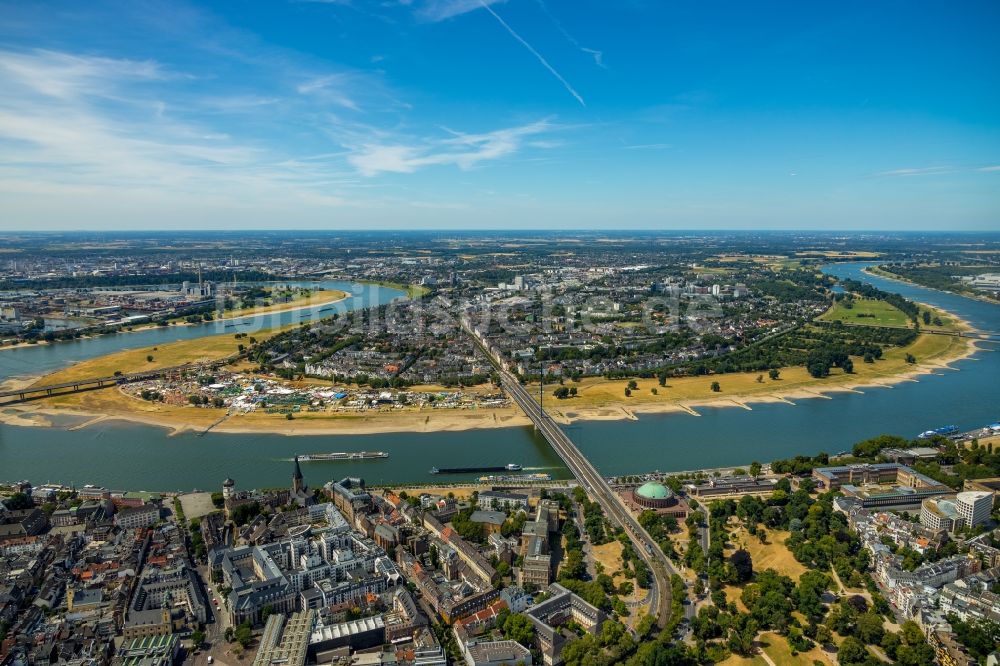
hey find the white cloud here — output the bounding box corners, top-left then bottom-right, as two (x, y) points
(0, 8), (588, 228)
(875, 165), (1000, 177)
(623, 143), (670, 150)
(296, 74), (361, 110)
(0, 49), (169, 100)
(347, 144), (421, 176)
(0, 48), (362, 208)
(347, 120), (553, 176)
(200, 95), (282, 112)
(875, 166), (954, 177)
(0, 45), (567, 224)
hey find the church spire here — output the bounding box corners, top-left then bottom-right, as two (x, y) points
(292, 455), (304, 495)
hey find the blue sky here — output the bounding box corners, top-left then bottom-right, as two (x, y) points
(0, 0), (998, 231)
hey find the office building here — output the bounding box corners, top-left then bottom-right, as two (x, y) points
(921, 497), (961, 532)
(955, 491), (993, 529)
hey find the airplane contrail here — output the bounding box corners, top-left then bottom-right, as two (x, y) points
(479, 0), (586, 107)
(535, 0), (606, 69)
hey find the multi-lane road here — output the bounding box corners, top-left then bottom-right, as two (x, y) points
(462, 321), (680, 627)
(499, 370), (674, 624)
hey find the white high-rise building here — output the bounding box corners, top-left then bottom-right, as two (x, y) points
(955, 491), (993, 528)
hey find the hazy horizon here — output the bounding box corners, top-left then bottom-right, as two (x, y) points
(4, 229), (1000, 239)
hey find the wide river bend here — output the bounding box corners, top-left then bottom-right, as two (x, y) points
(0, 266), (997, 491)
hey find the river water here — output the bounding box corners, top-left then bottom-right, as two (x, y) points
(0, 281), (402, 381)
(1, 266), (997, 491)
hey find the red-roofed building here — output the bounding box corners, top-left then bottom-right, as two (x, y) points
(453, 600), (508, 634)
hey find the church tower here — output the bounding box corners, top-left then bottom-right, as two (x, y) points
(292, 456), (304, 495)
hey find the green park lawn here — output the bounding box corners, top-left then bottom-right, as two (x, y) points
(818, 298), (912, 328)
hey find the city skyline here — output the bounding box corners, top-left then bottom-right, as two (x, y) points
(1, 0), (998, 231)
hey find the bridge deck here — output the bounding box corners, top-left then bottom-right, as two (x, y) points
(0, 363), (213, 401)
(460, 320), (677, 628)
(0, 376), (120, 397)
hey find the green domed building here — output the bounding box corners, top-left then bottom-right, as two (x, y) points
(631, 481), (677, 509)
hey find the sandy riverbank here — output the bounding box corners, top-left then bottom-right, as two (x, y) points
(0, 397), (533, 436)
(1, 326), (978, 436)
(551, 349), (977, 423)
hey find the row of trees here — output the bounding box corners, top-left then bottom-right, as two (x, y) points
(572, 486), (611, 545)
(878, 263), (999, 302)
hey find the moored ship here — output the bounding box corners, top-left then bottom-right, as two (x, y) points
(478, 472), (552, 483)
(298, 451), (389, 462)
(430, 463), (522, 475)
(917, 425), (960, 439)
